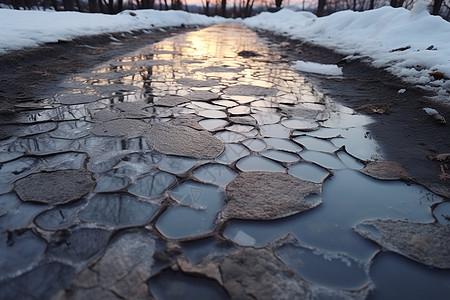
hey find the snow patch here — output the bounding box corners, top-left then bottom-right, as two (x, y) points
(0, 9), (224, 54)
(294, 60), (343, 76)
(244, 6), (450, 103)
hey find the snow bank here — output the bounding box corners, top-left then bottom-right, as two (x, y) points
(244, 2), (450, 99)
(0, 9), (223, 53)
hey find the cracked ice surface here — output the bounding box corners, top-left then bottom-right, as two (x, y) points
(1, 23), (449, 299)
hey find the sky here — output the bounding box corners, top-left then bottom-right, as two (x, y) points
(0, 0), (449, 104)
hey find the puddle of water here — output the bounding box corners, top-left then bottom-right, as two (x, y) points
(0, 262), (75, 300)
(215, 143), (250, 165)
(433, 202), (450, 225)
(156, 181), (224, 239)
(215, 130), (246, 143)
(35, 200), (86, 230)
(331, 127), (381, 161)
(198, 119), (228, 131)
(40, 152), (87, 171)
(224, 169), (441, 261)
(80, 193), (159, 228)
(157, 155), (198, 175)
(300, 150), (346, 170)
(94, 173), (131, 192)
(148, 270), (228, 300)
(0, 194), (46, 230)
(47, 227), (111, 265)
(291, 169), (441, 260)
(198, 110), (227, 119)
(128, 171), (177, 199)
(242, 138), (266, 152)
(251, 111), (281, 125)
(6, 135), (73, 156)
(264, 137), (303, 152)
(0, 230), (47, 281)
(336, 151), (364, 170)
(225, 124), (254, 133)
(243, 128), (258, 137)
(260, 124), (291, 138)
(236, 155), (285, 172)
(0, 151), (23, 164)
(293, 136), (337, 153)
(228, 105), (251, 115)
(368, 252), (450, 299)
(1, 21), (444, 297)
(3, 123), (57, 138)
(228, 95), (256, 104)
(223, 219), (288, 248)
(261, 150), (300, 163)
(275, 242), (369, 290)
(288, 162), (330, 183)
(212, 100), (238, 107)
(281, 118), (319, 130)
(297, 103), (326, 111)
(156, 206), (218, 239)
(193, 164), (237, 186)
(295, 127), (343, 139)
(169, 181), (224, 209)
(189, 101), (224, 110)
(322, 112), (374, 128)
(112, 153), (158, 176)
(0, 157), (41, 193)
(11, 106), (87, 124)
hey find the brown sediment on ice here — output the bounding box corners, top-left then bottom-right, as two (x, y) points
(14, 169), (94, 205)
(360, 161), (413, 181)
(221, 171), (322, 221)
(355, 219), (450, 269)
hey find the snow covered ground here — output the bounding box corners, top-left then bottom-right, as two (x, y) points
(0, 1), (449, 102)
(244, 1), (450, 102)
(0, 9), (223, 53)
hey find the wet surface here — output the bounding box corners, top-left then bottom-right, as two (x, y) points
(1, 23), (449, 299)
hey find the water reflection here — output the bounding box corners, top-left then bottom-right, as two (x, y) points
(224, 169), (441, 261)
(0, 22), (444, 298)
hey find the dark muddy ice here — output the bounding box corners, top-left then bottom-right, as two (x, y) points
(0, 23), (449, 300)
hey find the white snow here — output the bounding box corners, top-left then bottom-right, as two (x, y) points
(0, 9), (223, 53)
(244, 1), (450, 102)
(423, 107), (446, 123)
(423, 107), (439, 115)
(294, 60), (343, 76)
(1, 2), (450, 103)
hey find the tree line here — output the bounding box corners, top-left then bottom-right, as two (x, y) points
(316, 0), (449, 19)
(1, 0), (449, 20)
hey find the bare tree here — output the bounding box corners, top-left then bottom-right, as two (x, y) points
(390, 0), (405, 8)
(202, 0), (211, 15)
(221, 0), (227, 16)
(432, 0), (444, 14)
(317, 0), (327, 16)
(171, 0), (182, 9)
(62, 0), (74, 10)
(243, 0), (254, 17)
